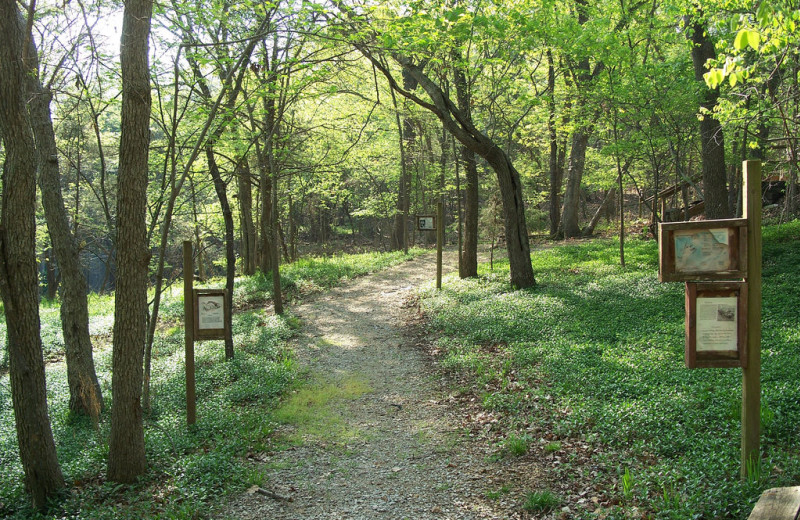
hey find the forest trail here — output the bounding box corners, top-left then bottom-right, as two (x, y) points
(225, 252), (541, 520)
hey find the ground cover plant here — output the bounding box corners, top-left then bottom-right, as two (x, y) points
(420, 221), (800, 519)
(0, 249), (421, 519)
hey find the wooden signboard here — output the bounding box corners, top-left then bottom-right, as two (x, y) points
(417, 215), (436, 231)
(193, 289), (229, 341)
(659, 219), (747, 282)
(685, 282), (747, 368)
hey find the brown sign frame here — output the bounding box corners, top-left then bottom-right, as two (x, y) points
(685, 282), (748, 369)
(193, 288), (230, 341)
(417, 215), (436, 231)
(659, 219), (747, 282)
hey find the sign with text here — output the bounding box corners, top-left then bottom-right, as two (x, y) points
(685, 282), (747, 368)
(417, 215), (436, 231)
(193, 289), (229, 341)
(659, 219), (747, 282)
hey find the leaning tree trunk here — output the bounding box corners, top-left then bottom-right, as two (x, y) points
(207, 147), (235, 359)
(25, 35), (103, 418)
(107, 0), (152, 484)
(0, 5), (65, 508)
(485, 147), (536, 288)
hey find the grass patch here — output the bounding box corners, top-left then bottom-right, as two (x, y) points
(523, 489), (560, 512)
(421, 222), (800, 518)
(272, 375), (372, 445)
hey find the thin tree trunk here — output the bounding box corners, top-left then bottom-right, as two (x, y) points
(583, 188), (616, 237)
(207, 147), (236, 359)
(237, 160), (257, 275)
(0, 5), (65, 508)
(107, 0), (152, 483)
(547, 49), (563, 238)
(25, 31), (104, 418)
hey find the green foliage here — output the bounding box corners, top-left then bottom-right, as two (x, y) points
(421, 223), (800, 518)
(522, 489), (560, 512)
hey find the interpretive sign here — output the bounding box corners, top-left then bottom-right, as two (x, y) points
(193, 289), (229, 340)
(659, 219), (747, 282)
(685, 282), (747, 368)
(417, 215), (436, 231)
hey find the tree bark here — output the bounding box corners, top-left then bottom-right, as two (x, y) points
(390, 70), (416, 252)
(689, 16), (729, 219)
(0, 5), (65, 508)
(547, 49), (564, 238)
(452, 57), (478, 278)
(237, 160), (257, 275)
(560, 130), (590, 237)
(23, 26), (104, 418)
(108, 0), (152, 483)
(207, 147), (236, 359)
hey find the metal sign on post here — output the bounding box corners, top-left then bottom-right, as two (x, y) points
(657, 160), (762, 480)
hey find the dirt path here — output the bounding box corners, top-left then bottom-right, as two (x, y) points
(226, 252), (541, 520)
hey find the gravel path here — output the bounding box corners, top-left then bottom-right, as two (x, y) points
(225, 252), (542, 520)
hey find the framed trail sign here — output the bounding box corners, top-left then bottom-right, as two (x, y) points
(659, 219), (747, 282)
(193, 289), (229, 341)
(417, 215), (436, 231)
(685, 282), (747, 368)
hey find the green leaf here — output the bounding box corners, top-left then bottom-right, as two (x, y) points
(756, 2), (771, 26)
(729, 71), (738, 87)
(734, 29), (748, 50)
(746, 30), (761, 51)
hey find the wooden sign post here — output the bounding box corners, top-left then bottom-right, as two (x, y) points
(184, 241), (196, 426)
(658, 160), (762, 480)
(742, 160), (762, 480)
(417, 213), (444, 290)
(183, 241), (232, 427)
(436, 201), (444, 290)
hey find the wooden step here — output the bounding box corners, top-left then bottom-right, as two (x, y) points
(749, 487), (800, 520)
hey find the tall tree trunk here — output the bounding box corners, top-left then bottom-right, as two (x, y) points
(390, 70), (416, 252)
(270, 153), (283, 315)
(107, 0), (152, 483)
(207, 147), (236, 359)
(547, 49), (564, 238)
(0, 5), (65, 508)
(25, 32), (104, 418)
(452, 56), (478, 278)
(237, 160), (257, 275)
(689, 17), (728, 219)
(560, 130), (590, 237)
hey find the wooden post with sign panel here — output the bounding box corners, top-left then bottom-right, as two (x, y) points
(184, 242), (233, 427)
(658, 160), (762, 480)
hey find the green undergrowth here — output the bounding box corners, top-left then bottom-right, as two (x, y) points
(0, 248), (423, 519)
(420, 222), (800, 519)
